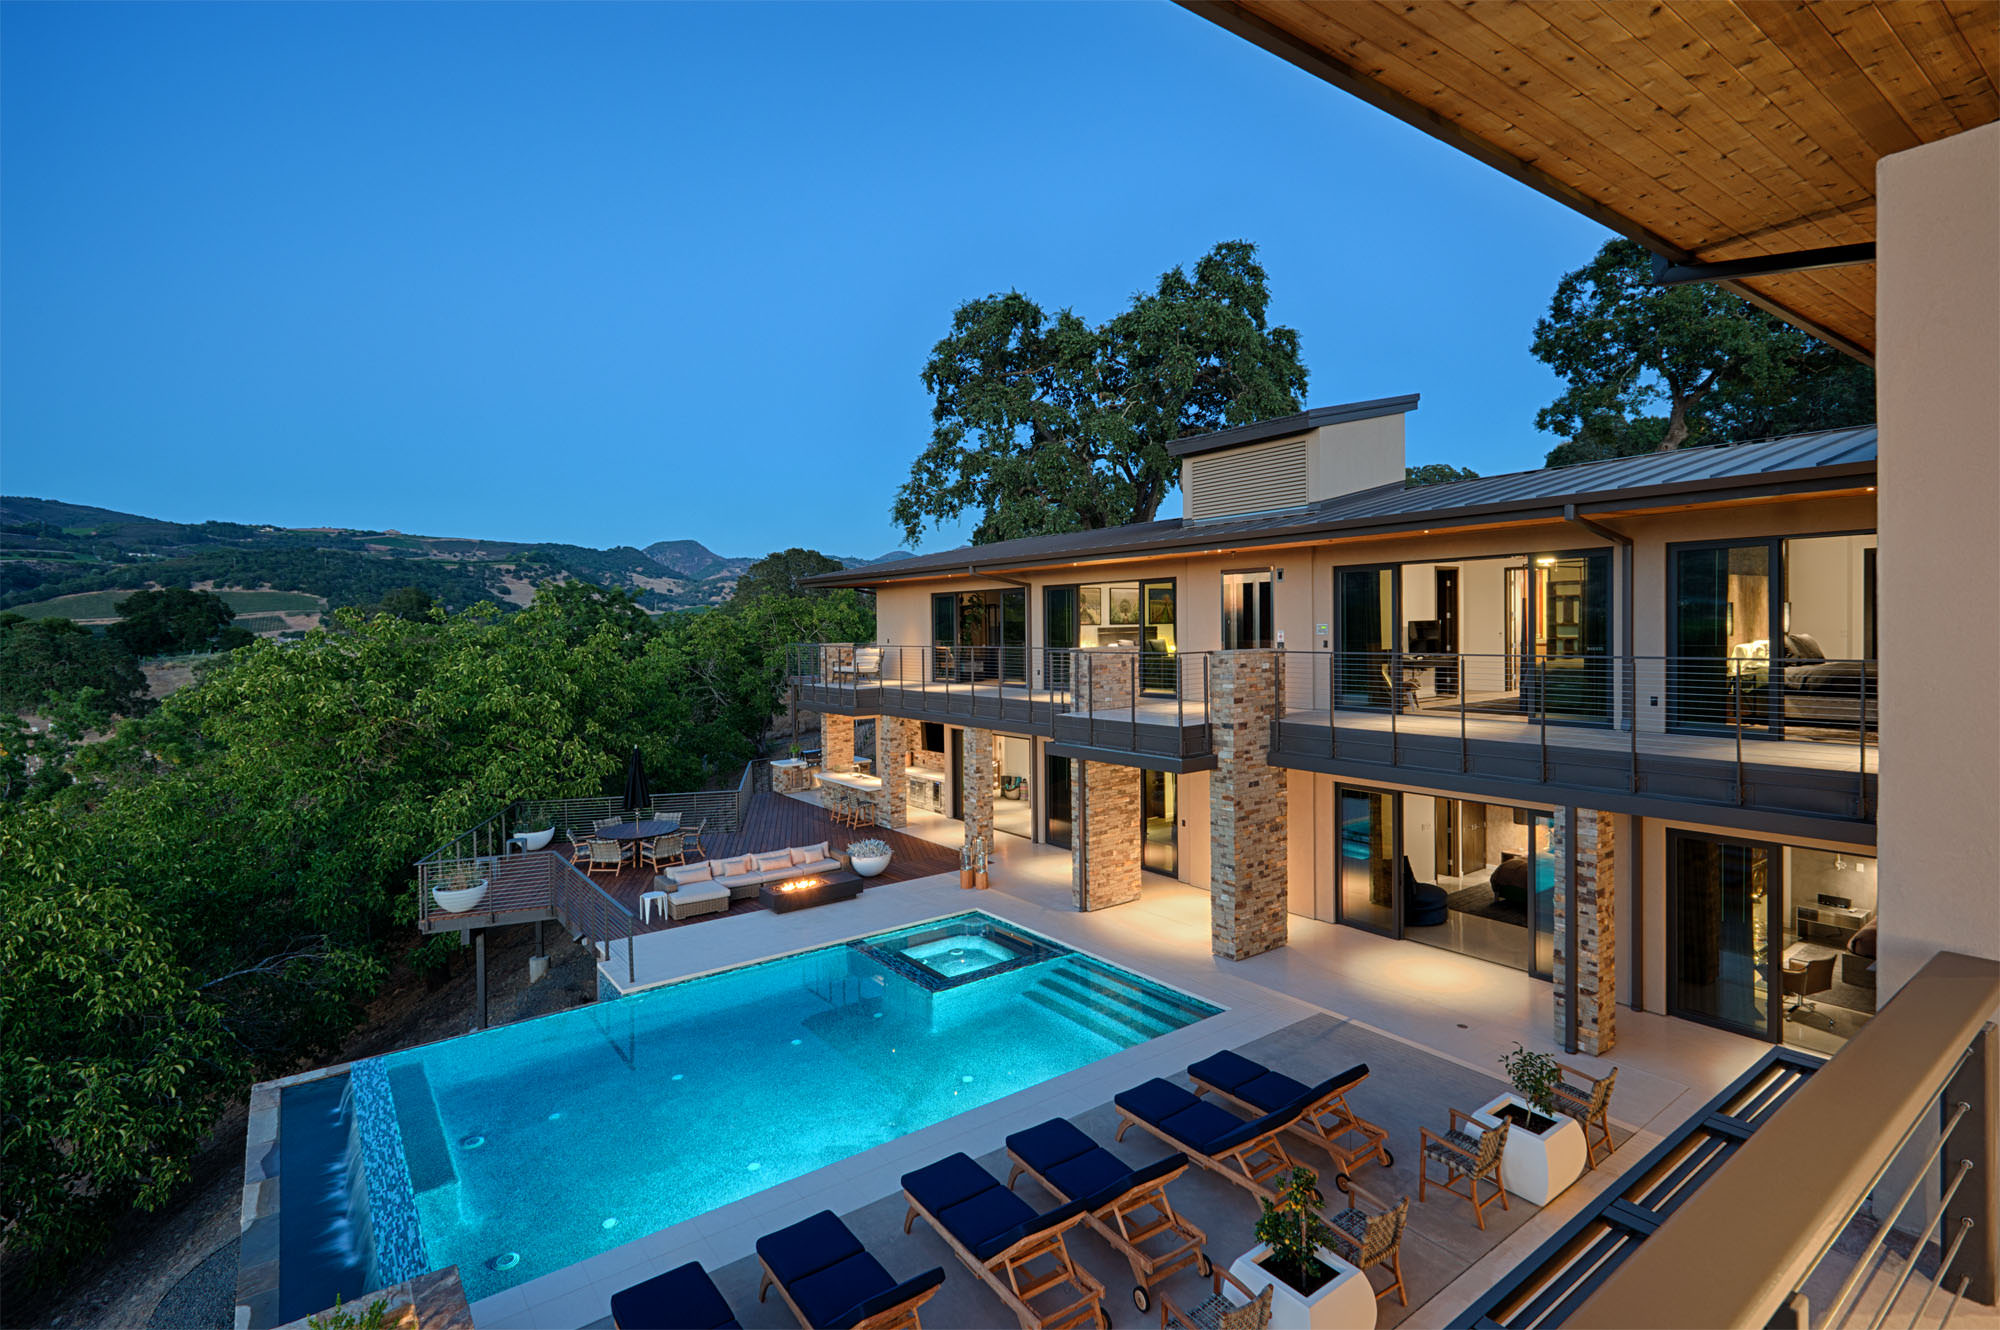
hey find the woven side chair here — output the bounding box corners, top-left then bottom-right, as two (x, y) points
(1328, 1195), (1410, 1306)
(1419, 1111), (1510, 1230)
(1553, 1063), (1619, 1168)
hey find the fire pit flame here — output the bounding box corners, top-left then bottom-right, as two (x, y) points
(779, 877), (821, 893)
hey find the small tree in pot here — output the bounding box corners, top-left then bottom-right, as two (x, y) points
(1253, 1166), (1337, 1296)
(1498, 1041), (1563, 1131)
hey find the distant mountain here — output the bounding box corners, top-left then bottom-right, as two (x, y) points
(0, 495), (891, 621)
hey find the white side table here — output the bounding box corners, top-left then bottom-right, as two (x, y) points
(1473, 1092), (1586, 1205)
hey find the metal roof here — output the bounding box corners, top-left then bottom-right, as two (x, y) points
(1166, 393), (1422, 458)
(808, 424), (1877, 587)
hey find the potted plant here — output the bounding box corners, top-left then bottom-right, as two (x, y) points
(1227, 1166), (1374, 1329)
(1478, 1042), (1588, 1205)
(430, 868), (489, 915)
(847, 837), (893, 878)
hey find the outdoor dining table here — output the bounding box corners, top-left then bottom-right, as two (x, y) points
(591, 816), (681, 864)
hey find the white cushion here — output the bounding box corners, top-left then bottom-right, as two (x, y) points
(672, 882), (730, 903)
(716, 855), (756, 879)
(753, 851), (794, 873)
(663, 862), (713, 885)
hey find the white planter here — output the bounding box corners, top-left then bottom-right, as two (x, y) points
(512, 826), (556, 852)
(1228, 1245), (1377, 1330)
(850, 852), (892, 878)
(1473, 1092), (1587, 1205)
(431, 879), (489, 914)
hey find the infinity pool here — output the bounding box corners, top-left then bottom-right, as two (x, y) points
(356, 912), (1217, 1303)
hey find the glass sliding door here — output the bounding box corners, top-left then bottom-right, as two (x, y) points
(1531, 814), (1556, 979)
(1044, 752), (1073, 849)
(1222, 570), (1274, 649)
(934, 589), (1029, 685)
(995, 735), (1032, 839)
(1671, 542), (1775, 731)
(1141, 581), (1177, 695)
(1141, 770), (1178, 876)
(1335, 785), (1397, 933)
(1335, 567), (1395, 710)
(1044, 586), (1077, 691)
(931, 593), (958, 681)
(1530, 552), (1612, 723)
(1669, 831), (1776, 1039)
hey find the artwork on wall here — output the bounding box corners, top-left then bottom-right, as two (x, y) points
(1079, 586), (1102, 627)
(1110, 587), (1141, 625)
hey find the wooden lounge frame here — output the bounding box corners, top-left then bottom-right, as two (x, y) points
(1189, 1064), (1393, 1192)
(756, 1257), (940, 1330)
(901, 1191), (1107, 1330)
(1112, 1109), (1296, 1205)
(1004, 1151), (1207, 1315)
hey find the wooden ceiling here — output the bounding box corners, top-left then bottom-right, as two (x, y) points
(1186, 1), (2000, 361)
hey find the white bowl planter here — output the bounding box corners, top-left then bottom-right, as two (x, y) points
(431, 879), (490, 914)
(510, 826), (556, 852)
(1474, 1091), (1587, 1205)
(1228, 1244), (1377, 1330)
(850, 850), (893, 878)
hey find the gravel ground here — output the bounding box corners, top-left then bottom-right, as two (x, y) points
(147, 1241), (239, 1330)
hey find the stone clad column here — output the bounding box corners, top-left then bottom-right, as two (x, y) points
(1553, 807), (1617, 1055)
(820, 714), (856, 773)
(962, 726), (996, 865)
(1073, 759), (1142, 910)
(1210, 650), (1288, 960)
(1075, 646), (1137, 715)
(875, 717), (917, 829)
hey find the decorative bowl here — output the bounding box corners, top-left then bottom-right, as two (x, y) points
(432, 879), (490, 913)
(512, 827), (556, 852)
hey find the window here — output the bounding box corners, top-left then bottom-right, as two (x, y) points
(1222, 570), (1274, 650)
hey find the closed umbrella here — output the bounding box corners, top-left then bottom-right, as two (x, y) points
(621, 746), (651, 816)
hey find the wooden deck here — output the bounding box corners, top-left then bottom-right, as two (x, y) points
(564, 791), (963, 935)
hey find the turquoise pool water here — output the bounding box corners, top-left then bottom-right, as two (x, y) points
(363, 912), (1217, 1302)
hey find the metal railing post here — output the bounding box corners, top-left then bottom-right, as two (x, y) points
(1858, 664), (1870, 819)
(1129, 654), (1138, 753)
(1735, 674), (1746, 805)
(1459, 650), (1468, 772)
(1631, 656), (1641, 792)
(1539, 662), (1549, 782)
(1389, 649), (1400, 764)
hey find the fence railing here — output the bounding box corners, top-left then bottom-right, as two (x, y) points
(1278, 649), (1876, 815)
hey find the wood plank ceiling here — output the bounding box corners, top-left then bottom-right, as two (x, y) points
(1186, 1), (2000, 361)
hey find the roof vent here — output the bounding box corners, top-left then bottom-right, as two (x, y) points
(1186, 436), (1310, 520)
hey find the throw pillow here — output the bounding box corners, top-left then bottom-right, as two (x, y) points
(753, 851), (794, 873)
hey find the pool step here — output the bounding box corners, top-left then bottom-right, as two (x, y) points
(385, 1063), (458, 1194)
(1053, 963), (1214, 1026)
(1025, 965), (1183, 1046)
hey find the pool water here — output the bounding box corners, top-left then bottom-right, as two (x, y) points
(363, 912), (1216, 1302)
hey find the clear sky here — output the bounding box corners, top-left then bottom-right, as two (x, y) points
(2, 1), (1611, 560)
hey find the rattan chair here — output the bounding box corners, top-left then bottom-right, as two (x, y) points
(642, 832), (685, 872)
(1158, 1267), (1271, 1330)
(1552, 1063), (1618, 1168)
(1328, 1196), (1410, 1306)
(1419, 1111), (1510, 1230)
(595, 815), (623, 831)
(585, 838), (626, 877)
(681, 819), (707, 860)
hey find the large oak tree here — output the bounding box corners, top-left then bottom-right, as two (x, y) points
(893, 241), (1308, 545)
(1532, 239), (1874, 466)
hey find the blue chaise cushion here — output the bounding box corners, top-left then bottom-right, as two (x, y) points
(1117, 1076), (1251, 1155)
(788, 1250), (894, 1329)
(610, 1261), (739, 1330)
(902, 1152), (1001, 1216)
(1073, 1153), (1187, 1215)
(831, 1268), (946, 1330)
(1206, 1074), (1351, 1155)
(1187, 1049), (1265, 1095)
(969, 1197), (1090, 1263)
(1005, 1118), (1097, 1175)
(1045, 1147), (1130, 1202)
(756, 1209), (865, 1287)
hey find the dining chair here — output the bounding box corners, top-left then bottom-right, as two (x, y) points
(585, 838), (626, 878)
(1419, 1110), (1510, 1230)
(642, 832), (685, 872)
(682, 819), (707, 860)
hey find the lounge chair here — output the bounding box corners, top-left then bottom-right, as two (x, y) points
(1419, 1110), (1510, 1230)
(1186, 1051), (1392, 1192)
(1112, 1075), (1339, 1203)
(1328, 1195), (1411, 1306)
(1158, 1269), (1272, 1330)
(901, 1153), (1105, 1330)
(755, 1209), (945, 1330)
(1004, 1118), (1206, 1315)
(1551, 1062), (1618, 1168)
(610, 1260), (740, 1330)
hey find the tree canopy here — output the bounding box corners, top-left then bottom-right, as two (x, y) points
(1407, 463), (1480, 488)
(108, 587), (249, 656)
(893, 240), (1308, 545)
(0, 614), (150, 719)
(1532, 239), (1875, 466)
(732, 548), (845, 602)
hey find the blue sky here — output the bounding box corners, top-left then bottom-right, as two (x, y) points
(2, 2), (1611, 559)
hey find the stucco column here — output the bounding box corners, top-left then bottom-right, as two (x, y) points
(1073, 760), (1142, 910)
(1553, 806), (1617, 1056)
(1211, 650), (1288, 960)
(875, 716), (916, 829)
(962, 726), (996, 865)
(821, 714), (855, 774)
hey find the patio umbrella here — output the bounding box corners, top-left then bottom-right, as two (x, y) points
(621, 746), (651, 816)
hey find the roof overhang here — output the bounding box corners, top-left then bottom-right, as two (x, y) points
(1167, 393), (1421, 458)
(1181, 1), (2000, 362)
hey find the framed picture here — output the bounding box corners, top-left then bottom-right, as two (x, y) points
(1146, 587), (1175, 626)
(1079, 586), (1102, 627)
(1110, 587), (1141, 625)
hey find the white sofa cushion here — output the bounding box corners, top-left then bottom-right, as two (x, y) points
(790, 842), (830, 867)
(715, 855), (756, 879)
(662, 862), (713, 886)
(753, 850), (794, 874)
(672, 882), (730, 904)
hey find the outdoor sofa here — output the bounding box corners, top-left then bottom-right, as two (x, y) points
(656, 841), (842, 920)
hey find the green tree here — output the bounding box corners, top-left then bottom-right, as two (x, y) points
(109, 587), (238, 656)
(372, 586), (437, 621)
(0, 614), (149, 719)
(732, 548), (844, 603)
(1532, 239), (1875, 466)
(1407, 463), (1480, 488)
(894, 240), (1308, 545)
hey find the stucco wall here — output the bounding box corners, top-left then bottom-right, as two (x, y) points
(1876, 121), (2000, 999)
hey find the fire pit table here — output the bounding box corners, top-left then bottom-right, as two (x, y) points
(760, 868), (864, 914)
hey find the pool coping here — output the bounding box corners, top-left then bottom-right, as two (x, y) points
(236, 1060), (351, 1330)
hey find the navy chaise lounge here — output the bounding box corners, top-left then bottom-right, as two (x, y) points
(755, 1209), (946, 1330)
(1113, 1072), (1348, 1202)
(610, 1260), (740, 1330)
(1187, 1050), (1393, 1191)
(900, 1152), (1106, 1330)
(1003, 1118), (1207, 1315)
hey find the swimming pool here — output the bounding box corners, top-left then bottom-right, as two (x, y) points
(356, 912), (1217, 1303)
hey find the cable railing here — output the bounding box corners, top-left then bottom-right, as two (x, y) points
(1278, 649), (1876, 818)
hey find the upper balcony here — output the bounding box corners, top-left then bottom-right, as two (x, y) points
(787, 643), (1215, 768)
(1273, 650), (1877, 831)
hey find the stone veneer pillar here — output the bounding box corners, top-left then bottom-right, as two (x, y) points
(1074, 646), (1137, 714)
(1553, 807), (1617, 1055)
(962, 726), (996, 865)
(821, 713), (855, 774)
(1210, 650), (1288, 959)
(1073, 759), (1142, 910)
(875, 716), (917, 829)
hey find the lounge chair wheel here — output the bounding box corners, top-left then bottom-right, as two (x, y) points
(1335, 1171), (1353, 1194)
(1381, 1147), (1395, 1168)
(1101, 1311), (1112, 1330)
(1197, 1253), (1212, 1279)
(1133, 1284), (1150, 1313)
